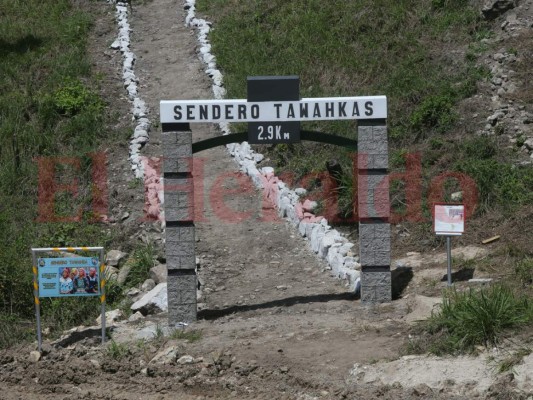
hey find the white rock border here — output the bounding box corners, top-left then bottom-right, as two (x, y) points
(183, 1), (362, 294)
(108, 0), (151, 179)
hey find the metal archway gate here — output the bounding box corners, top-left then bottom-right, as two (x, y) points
(160, 76), (391, 325)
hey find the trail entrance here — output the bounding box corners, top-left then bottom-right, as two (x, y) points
(160, 76), (391, 324)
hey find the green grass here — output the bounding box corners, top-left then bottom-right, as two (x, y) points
(0, 314), (35, 349)
(498, 347), (531, 373)
(195, 0), (507, 221)
(498, 348), (531, 374)
(123, 243), (156, 288)
(423, 285), (533, 355)
(419, 135), (533, 214)
(515, 258), (533, 287)
(0, 0), (122, 348)
(197, 0), (486, 140)
(170, 328), (203, 342)
(106, 340), (130, 360)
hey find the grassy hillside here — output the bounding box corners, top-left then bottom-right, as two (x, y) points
(0, 0), (119, 347)
(197, 0), (486, 137)
(195, 0), (533, 332)
(196, 0), (533, 222)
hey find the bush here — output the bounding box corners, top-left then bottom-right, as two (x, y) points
(425, 285), (533, 354)
(124, 244), (156, 288)
(106, 340), (130, 360)
(410, 93), (456, 133)
(460, 136), (497, 160)
(53, 78), (104, 116)
(0, 0), (121, 348)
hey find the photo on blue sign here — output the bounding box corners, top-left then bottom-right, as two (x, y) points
(59, 267), (98, 294)
(38, 257), (100, 297)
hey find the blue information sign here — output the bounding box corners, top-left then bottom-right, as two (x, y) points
(38, 257), (101, 297)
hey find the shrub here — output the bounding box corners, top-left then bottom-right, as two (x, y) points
(460, 136), (497, 159)
(410, 93), (456, 133)
(106, 340), (130, 360)
(124, 244), (156, 288)
(425, 285), (533, 354)
(52, 78), (103, 116)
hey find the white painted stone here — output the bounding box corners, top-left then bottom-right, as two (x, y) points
(278, 197), (291, 218)
(298, 221), (308, 237)
(131, 136), (148, 145)
(289, 207), (300, 226)
(354, 277), (361, 295)
(150, 264), (167, 284)
(310, 225), (326, 253)
(141, 278), (156, 292)
(131, 283), (168, 315)
(302, 199), (317, 212)
(212, 85), (226, 99)
(106, 250), (127, 267)
(96, 309), (124, 326)
(150, 346), (179, 365)
(219, 121), (230, 134)
(305, 222), (317, 239)
(327, 246), (344, 275)
(338, 243), (355, 256)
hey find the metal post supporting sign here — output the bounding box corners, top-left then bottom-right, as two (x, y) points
(433, 204), (465, 286)
(31, 247), (106, 352)
(446, 236), (453, 286)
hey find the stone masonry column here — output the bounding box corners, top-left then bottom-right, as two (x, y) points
(357, 119), (392, 303)
(162, 124), (197, 324)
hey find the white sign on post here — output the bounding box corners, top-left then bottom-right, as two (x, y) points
(433, 204), (465, 236)
(160, 96), (387, 124)
(433, 204), (465, 286)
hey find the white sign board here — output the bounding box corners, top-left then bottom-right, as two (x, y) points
(160, 96), (387, 123)
(433, 204), (465, 236)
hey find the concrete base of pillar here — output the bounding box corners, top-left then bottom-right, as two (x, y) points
(360, 269), (392, 304)
(167, 271), (197, 324)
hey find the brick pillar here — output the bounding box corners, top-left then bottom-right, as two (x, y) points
(357, 119), (392, 303)
(162, 124), (197, 324)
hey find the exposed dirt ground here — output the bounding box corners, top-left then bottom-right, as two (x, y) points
(1, 1), (532, 399)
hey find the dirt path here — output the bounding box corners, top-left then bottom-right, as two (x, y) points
(129, 0), (407, 391)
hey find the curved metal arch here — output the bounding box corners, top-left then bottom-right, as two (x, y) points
(192, 130), (357, 154)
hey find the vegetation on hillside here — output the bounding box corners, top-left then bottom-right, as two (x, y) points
(196, 0), (533, 220)
(1, 0), (531, 352)
(196, 0), (533, 351)
(408, 285), (533, 355)
(0, 0), (118, 347)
